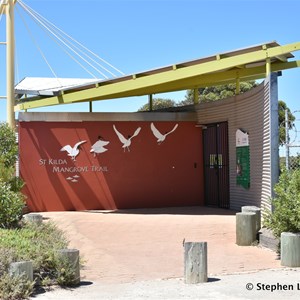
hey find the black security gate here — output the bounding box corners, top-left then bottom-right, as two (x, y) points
(203, 122), (229, 208)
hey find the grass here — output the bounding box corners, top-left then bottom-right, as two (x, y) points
(0, 221), (79, 299)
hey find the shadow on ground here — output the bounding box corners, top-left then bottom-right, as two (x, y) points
(82, 206), (237, 216)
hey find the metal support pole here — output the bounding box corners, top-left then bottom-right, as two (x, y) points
(285, 109), (290, 170)
(149, 94), (153, 111)
(235, 75), (240, 95)
(6, 0), (15, 128)
(266, 58), (271, 77)
(193, 88), (199, 104)
(89, 101), (93, 112)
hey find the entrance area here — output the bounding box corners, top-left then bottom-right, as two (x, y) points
(203, 122), (230, 208)
(36, 207), (280, 283)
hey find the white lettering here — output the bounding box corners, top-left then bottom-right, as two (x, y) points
(91, 166), (108, 172)
(52, 166), (89, 173)
(48, 159), (67, 165)
(39, 159), (47, 165)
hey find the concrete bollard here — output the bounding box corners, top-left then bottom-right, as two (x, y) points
(236, 212), (256, 246)
(241, 206), (261, 233)
(23, 213), (43, 225)
(9, 261), (33, 282)
(281, 232), (300, 267)
(58, 249), (80, 285)
(184, 242), (207, 284)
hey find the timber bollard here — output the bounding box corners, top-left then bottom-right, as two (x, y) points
(281, 232), (300, 267)
(241, 206), (261, 233)
(58, 249), (80, 285)
(236, 212), (256, 246)
(184, 242), (207, 284)
(9, 261), (33, 282)
(23, 213), (43, 225)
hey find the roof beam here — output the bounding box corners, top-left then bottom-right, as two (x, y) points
(15, 42), (300, 111)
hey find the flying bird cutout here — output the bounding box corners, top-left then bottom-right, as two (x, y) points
(60, 140), (86, 161)
(151, 123), (178, 144)
(113, 125), (141, 152)
(90, 136), (110, 157)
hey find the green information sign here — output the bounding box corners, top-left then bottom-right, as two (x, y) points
(236, 145), (250, 189)
(236, 129), (250, 189)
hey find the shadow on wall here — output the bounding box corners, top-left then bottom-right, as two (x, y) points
(19, 121), (204, 212)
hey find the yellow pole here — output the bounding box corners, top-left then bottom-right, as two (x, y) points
(149, 94), (153, 111)
(266, 58), (271, 77)
(236, 74), (240, 95)
(193, 88), (199, 104)
(6, 0), (15, 128)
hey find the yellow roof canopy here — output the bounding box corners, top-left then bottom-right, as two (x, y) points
(15, 41), (300, 111)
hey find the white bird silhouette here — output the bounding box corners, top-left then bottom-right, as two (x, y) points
(113, 125), (141, 152)
(151, 123), (178, 144)
(90, 137), (110, 157)
(60, 140), (86, 161)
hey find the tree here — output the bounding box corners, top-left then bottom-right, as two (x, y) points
(0, 123), (25, 228)
(179, 81), (258, 105)
(278, 100), (295, 146)
(138, 98), (177, 111)
(0, 122), (24, 192)
(138, 81), (257, 110)
(0, 122), (18, 168)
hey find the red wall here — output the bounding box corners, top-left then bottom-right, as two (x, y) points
(19, 121), (204, 211)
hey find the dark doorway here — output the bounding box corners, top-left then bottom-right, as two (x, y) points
(203, 122), (229, 208)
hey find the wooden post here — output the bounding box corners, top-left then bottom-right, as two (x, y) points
(23, 213), (43, 225)
(241, 206), (261, 233)
(58, 249), (80, 285)
(9, 261), (33, 282)
(184, 242), (207, 284)
(236, 212), (256, 246)
(281, 232), (300, 267)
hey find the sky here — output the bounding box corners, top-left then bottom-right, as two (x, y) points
(0, 0), (300, 137)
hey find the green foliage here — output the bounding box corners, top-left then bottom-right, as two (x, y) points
(0, 123), (26, 229)
(0, 221), (78, 298)
(0, 180), (25, 228)
(278, 100), (295, 145)
(0, 273), (34, 300)
(55, 257), (77, 287)
(138, 98), (177, 111)
(138, 81), (258, 110)
(180, 81), (258, 105)
(264, 169), (300, 238)
(0, 122), (18, 168)
(0, 222), (69, 272)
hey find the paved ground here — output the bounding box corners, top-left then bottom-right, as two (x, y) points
(32, 268), (300, 299)
(29, 206), (298, 299)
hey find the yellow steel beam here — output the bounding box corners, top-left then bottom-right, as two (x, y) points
(15, 42), (300, 111)
(15, 59), (300, 111)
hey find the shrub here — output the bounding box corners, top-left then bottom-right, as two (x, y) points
(0, 122), (18, 169)
(0, 221), (80, 298)
(0, 180), (25, 228)
(0, 273), (34, 300)
(264, 169), (300, 238)
(55, 257), (78, 287)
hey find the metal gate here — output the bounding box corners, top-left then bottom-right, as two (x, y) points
(203, 122), (229, 208)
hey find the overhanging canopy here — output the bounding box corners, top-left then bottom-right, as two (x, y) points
(14, 41), (300, 111)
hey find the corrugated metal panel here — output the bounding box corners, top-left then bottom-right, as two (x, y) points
(196, 74), (278, 211)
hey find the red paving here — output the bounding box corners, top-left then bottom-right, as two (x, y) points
(40, 207), (281, 284)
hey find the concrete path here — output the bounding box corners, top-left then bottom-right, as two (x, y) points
(32, 268), (300, 299)
(30, 206), (291, 299)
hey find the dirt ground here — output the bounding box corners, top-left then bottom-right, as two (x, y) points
(38, 206), (281, 284)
